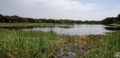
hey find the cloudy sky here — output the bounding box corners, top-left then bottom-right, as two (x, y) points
(0, 0), (120, 20)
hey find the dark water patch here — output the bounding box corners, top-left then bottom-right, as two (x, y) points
(104, 26), (120, 31)
(52, 45), (91, 58)
(57, 26), (73, 29)
(79, 48), (91, 52)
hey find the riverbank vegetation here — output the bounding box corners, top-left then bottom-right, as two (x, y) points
(1, 13), (120, 28)
(102, 14), (120, 25)
(110, 23), (120, 27)
(0, 14), (120, 25)
(0, 29), (120, 58)
(0, 14), (101, 24)
(0, 23), (54, 28)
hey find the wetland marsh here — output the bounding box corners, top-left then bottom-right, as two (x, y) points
(0, 23), (120, 58)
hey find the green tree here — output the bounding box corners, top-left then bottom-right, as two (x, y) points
(0, 14), (5, 22)
(102, 17), (115, 24)
(118, 14), (120, 21)
(118, 14), (120, 18)
(117, 14), (120, 23)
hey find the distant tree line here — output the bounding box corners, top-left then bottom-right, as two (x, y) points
(0, 14), (101, 24)
(101, 14), (120, 25)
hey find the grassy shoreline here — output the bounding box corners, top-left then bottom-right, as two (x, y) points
(110, 23), (120, 27)
(0, 29), (120, 58)
(0, 23), (55, 28)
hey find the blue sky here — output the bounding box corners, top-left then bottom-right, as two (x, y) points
(0, 0), (120, 20)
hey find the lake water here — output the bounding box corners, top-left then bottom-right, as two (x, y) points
(23, 24), (118, 35)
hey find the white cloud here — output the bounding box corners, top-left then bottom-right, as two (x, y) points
(96, 6), (120, 17)
(20, 0), (97, 12)
(1, 0), (119, 20)
(82, 6), (120, 20)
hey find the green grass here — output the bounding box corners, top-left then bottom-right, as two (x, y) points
(0, 29), (68, 58)
(0, 29), (120, 58)
(83, 32), (120, 58)
(0, 23), (55, 28)
(110, 23), (120, 27)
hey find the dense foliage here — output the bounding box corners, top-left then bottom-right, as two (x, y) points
(1, 14), (120, 24)
(102, 14), (120, 24)
(0, 14), (101, 24)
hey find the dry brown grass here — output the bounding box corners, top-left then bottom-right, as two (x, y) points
(72, 35), (89, 41)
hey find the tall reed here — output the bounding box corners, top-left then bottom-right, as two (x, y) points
(81, 31), (120, 58)
(0, 29), (120, 58)
(0, 30), (65, 58)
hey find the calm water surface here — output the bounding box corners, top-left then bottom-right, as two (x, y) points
(23, 24), (117, 35)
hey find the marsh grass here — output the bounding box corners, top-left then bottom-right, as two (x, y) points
(0, 23), (54, 28)
(0, 29), (67, 58)
(0, 29), (120, 58)
(111, 23), (120, 27)
(83, 32), (120, 58)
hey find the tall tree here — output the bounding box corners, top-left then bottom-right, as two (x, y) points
(118, 14), (120, 18)
(117, 14), (120, 23)
(0, 14), (5, 22)
(118, 14), (120, 20)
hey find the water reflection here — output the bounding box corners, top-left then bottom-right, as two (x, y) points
(57, 26), (73, 29)
(2, 24), (119, 35)
(104, 26), (120, 31)
(23, 24), (120, 35)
